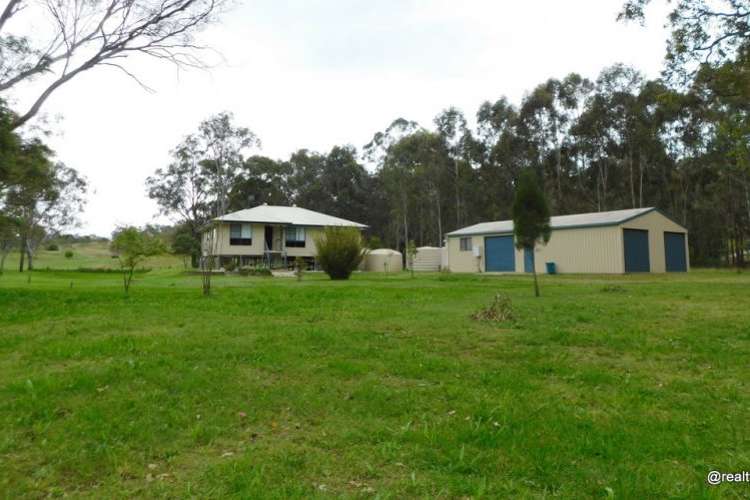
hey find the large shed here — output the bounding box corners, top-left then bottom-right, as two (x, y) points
(445, 207), (689, 274)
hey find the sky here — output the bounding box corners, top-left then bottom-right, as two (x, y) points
(7, 0), (671, 236)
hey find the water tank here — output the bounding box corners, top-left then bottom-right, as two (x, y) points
(364, 249), (404, 272)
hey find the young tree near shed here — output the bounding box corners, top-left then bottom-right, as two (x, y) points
(111, 226), (165, 295)
(513, 169), (551, 297)
(406, 240), (417, 278)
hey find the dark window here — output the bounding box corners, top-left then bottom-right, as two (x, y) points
(286, 227), (306, 248)
(460, 237), (472, 251)
(230, 223), (252, 246)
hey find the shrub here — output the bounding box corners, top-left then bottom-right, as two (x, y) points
(238, 265), (272, 277)
(223, 260), (237, 272)
(64, 250), (74, 259)
(314, 227), (365, 280)
(46, 243), (60, 251)
(472, 293), (515, 323)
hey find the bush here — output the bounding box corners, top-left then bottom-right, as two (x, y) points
(223, 260), (237, 272)
(46, 243), (60, 251)
(471, 293), (515, 323)
(314, 227), (365, 280)
(64, 250), (74, 259)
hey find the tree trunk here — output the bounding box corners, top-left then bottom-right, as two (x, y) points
(455, 160), (461, 228)
(25, 239), (33, 271)
(629, 148), (635, 208)
(435, 188), (443, 247)
(18, 231), (26, 272)
(532, 250), (540, 297)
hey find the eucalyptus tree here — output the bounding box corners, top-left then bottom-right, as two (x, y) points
(362, 118), (423, 167)
(435, 107), (473, 227)
(0, 214), (18, 275)
(228, 155), (292, 210)
(380, 131), (450, 247)
(0, 0), (228, 128)
(146, 134), (212, 241)
(321, 146), (371, 224)
(197, 112), (260, 217)
(5, 145), (87, 271)
(619, 0), (750, 78)
(287, 149), (328, 211)
(516, 74), (593, 211)
(473, 97), (521, 221)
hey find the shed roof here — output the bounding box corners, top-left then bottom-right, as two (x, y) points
(214, 204), (367, 228)
(446, 207), (678, 237)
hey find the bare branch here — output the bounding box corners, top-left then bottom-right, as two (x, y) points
(1, 0), (227, 128)
(0, 0), (23, 33)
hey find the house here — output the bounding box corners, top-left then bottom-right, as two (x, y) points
(445, 207), (689, 274)
(202, 204), (367, 268)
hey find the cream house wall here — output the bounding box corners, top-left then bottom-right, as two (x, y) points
(618, 210), (690, 273)
(203, 223), (326, 258)
(284, 226), (323, 258)
(207, 223), (265, 256)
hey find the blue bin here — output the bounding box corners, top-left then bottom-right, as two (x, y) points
(545, 262), (557, 275)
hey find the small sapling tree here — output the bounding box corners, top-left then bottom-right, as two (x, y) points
(406, 240), (417, 278)
(295, 256), (305, 281)
(111, 227), (165, 295)
(512, 169), (551, 297)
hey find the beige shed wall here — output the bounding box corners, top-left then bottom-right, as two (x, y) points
(446, 210), (689, 274)
(446, 235), (485, 273)
(447, 226), (623, 274)
(528, 225), (624, 274)
(618, 210), (690, 273)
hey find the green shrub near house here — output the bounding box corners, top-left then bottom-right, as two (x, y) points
(314, 227), (365, 280)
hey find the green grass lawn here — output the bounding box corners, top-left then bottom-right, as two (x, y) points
(1, 251), (749, 497)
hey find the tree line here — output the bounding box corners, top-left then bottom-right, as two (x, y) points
(2, 0), (749, 270)
(148, 60), (749, 267)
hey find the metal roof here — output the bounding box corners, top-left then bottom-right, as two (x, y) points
(446, 207), (665, 237)
(214, 204), (367, 228)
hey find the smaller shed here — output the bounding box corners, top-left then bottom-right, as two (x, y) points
(409, 246), (442, 271)
(365, 249), (403, 273)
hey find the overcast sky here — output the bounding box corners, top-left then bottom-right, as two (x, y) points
(9, 0), (670, 236)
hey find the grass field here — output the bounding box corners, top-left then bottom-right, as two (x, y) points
(1, 246), (749, 498)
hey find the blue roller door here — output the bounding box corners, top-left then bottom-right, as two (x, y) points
(524, 247), (534, 273)
(664, 232), (687, 272)
(623, 229), (650, 273)
(485, 236), (515, 272)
